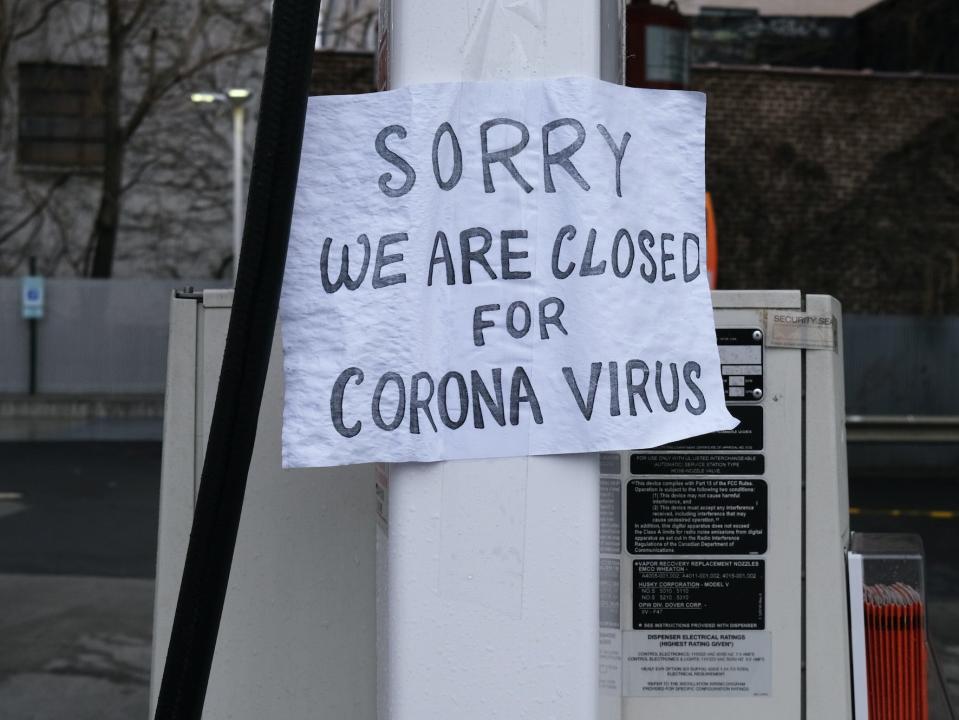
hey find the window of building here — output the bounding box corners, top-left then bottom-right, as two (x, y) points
(17, 62), (106, 169)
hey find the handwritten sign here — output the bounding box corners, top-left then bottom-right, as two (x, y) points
(280, 77), (736, 468)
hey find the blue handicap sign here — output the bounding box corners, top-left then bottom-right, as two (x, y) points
(21, 275), (44, 319)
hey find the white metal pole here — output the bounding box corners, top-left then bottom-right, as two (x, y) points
(380, 4), (623, 720)
(232, 103), (245, 281)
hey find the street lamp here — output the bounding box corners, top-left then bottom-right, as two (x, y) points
(191, 88), (253, 281)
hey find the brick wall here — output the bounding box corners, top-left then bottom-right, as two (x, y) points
(310, 50), (376, 96)
(309, 52), (959, 314)
(691, 66), (959, 314)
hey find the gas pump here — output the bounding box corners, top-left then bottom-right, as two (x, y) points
(150, 3), (856, 719)
(601, 291), (852, 718)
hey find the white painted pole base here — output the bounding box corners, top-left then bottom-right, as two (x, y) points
(384, 457), (598, 719)
(378, 3), (621, 718)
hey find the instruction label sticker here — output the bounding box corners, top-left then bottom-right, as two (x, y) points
(717, 328), (763, 401)
(633, 559), (765, 630)
(623, 629), (771, 697)
(627, 478), (767, 555)
(600, 477), (623, 555)
(631, 452), (764, 476)
(660, 405), (762, 451)
(764, 310), (836, 350)
(600, 629), (623, 695)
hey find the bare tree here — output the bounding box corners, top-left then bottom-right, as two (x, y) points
(88, 0), (268, 276)
(0, 0), (270, 277)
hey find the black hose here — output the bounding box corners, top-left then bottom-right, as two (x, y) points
(152, 1), (322, 718)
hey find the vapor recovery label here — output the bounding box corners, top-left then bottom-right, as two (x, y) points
(633, 559), (765, 630)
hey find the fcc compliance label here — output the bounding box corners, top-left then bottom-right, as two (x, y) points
(623, 629), (771, 697)
(633, 559), (765, 630)
(627, 478), (767, 555)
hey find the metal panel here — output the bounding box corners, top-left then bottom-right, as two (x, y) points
(711, 289), (802, 309)
(624, 300), (804, 719)
(804, 294), (853, 720)
(151, 293), (377, 720)
(150, 295), (198, 715)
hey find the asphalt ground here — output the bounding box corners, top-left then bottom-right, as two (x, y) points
(0, 440), (955, 718)
(0, 442), (159, 720)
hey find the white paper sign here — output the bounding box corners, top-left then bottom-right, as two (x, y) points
(280, 77), (736, 468)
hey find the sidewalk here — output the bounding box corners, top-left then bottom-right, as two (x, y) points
(0, 395), (163, 441)
(0, 574), (153, 720)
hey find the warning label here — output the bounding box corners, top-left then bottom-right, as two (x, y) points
(633, 559), (765, 630)
(660, 405), (763, 452)
(600, 477), (622, 555)
(600, 629), (623, 695)
(623, 629), (771, 697)
(631, 452), (764, 476)
(627, 478), (767, 555)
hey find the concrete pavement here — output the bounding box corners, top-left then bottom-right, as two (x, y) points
(0, 441), (160, 720)
(0, 439), (957, 717)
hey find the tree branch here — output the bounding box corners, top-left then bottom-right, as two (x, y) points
(0, 174), (70, 247)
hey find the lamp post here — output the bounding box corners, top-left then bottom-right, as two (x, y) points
(191, 89), (253, 280)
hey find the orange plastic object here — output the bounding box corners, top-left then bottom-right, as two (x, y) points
(863, 583), (927, 719)
(706, 192), (718, 289)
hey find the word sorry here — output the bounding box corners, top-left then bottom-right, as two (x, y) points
(376, 118), (632, 197)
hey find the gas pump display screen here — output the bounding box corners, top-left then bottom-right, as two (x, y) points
(633, 559), (765, 630)
(626, 478), (767, 555)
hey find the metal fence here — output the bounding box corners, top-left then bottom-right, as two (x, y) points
(0, 279), (228, 395)
(2, 283), (958, 410)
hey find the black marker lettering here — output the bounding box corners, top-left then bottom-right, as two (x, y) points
(500, 230), (531, 280)
(376, 125), (415, 197)
(552, 225), (576, 279)
(372, 372), (405, 431)
(459, 227), (497, 284)
(683, 361), (707, 415)
(597, 124), (631, 198)
(563, 363), (603, 420)
(510, 367), (543, 425)
(438, 372), (469, 429)
(471, 369), (506, 428)
(372, 232), (408, 289)
(428, 231), (455, 286)
(655, 361), (680, 412)
(431, 121), (463, 191)
(331, 367), (363, 438)
(480, 118), (533, 193)
(626, 360), (652, 415)
(321, 235), (370, 293)
(542, 118), (590, 193)
(409, 372), (437, 434)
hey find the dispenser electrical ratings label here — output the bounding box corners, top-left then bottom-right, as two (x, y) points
(622, 629), (772, 696)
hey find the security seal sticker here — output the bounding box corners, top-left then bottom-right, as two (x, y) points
(763, 310), (836, 351)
